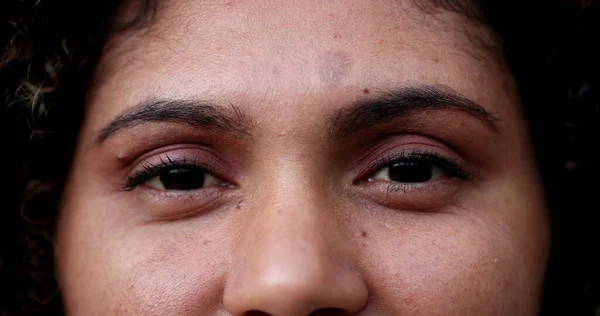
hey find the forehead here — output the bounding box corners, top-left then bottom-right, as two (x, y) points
(89, 0), (510, 120)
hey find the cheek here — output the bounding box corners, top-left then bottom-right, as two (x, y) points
(57, 199), (232, 315)
(113, 233), (228, 315)
(357, 213), (548, 315)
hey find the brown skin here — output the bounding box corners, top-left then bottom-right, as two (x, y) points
(56, 0), (550, 315)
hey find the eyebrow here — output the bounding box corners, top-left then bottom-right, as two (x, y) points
(327, 85), (499, 139)
(97, 98), (252, 143)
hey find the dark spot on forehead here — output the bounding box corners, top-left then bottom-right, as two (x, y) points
(317, 50), (353, 85)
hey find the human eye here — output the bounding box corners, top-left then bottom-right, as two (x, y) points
(115, 146), (239, 220)
(367, 151), (469, 185)
(123, 155), (230, 192)
(353, 147), (472, 210)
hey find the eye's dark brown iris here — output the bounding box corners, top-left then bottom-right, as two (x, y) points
(159, 168), (207, 190)
(388, 161), (434, 183)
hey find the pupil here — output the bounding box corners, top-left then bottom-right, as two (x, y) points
(159, 168), (206, 190)
(388, 161), (432, 183)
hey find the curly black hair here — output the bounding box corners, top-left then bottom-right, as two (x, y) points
(1, 0), (598, 315)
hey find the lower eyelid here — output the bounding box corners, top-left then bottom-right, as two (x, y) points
(354, 177), (463, 212)
(384, 181), (440, 194)
(128, 184), (236, 220)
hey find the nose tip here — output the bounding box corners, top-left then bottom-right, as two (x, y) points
(224, 262), (368, 315)
(245, 308), (353, 316)
(224, 275), (367, 316)
(222, 205), (368, 316)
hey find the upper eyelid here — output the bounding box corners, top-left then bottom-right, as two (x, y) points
(146, 156), (203, 170)
(347, 133), (452, 166)
(122, 145), (239, 179)
(118, 143), (224, 170)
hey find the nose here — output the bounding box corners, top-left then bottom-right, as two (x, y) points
(223, 181), (368, 316)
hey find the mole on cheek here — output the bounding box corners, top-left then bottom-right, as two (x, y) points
(317, 50), (353, 85)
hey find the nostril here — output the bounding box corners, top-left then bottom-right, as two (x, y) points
(309, 308), (349, 316)
(243, 308), (347, 316)
(245, 311), (272, 316)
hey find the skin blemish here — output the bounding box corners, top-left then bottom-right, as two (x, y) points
(333, 32), (342, 39)
(363, 88), (370, 94)
(116, 152), (128, 162)
(361, 230), (367, 237)
(225, 0), (246, 9)
(271, 65), (281, 78)
(317, 50), (353, 85)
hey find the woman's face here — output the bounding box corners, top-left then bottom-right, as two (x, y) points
(57, 0), (550, 315)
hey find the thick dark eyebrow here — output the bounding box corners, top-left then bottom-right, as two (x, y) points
(327, 85), (499, 139)
(97, 98), (251, 143)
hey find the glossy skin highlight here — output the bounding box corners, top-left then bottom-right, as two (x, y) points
(57, 0), (550, 315)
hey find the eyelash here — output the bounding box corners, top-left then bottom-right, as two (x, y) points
(123, 150), (468, 195)
(123, 156), (214, 191)
(361, 150), (470, 183)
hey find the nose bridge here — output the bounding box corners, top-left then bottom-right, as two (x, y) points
(253, 184), (334, 278)
(223, 157), (368, 315)
(240, 163), (338, 287)
(252, 149), (335, 248)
